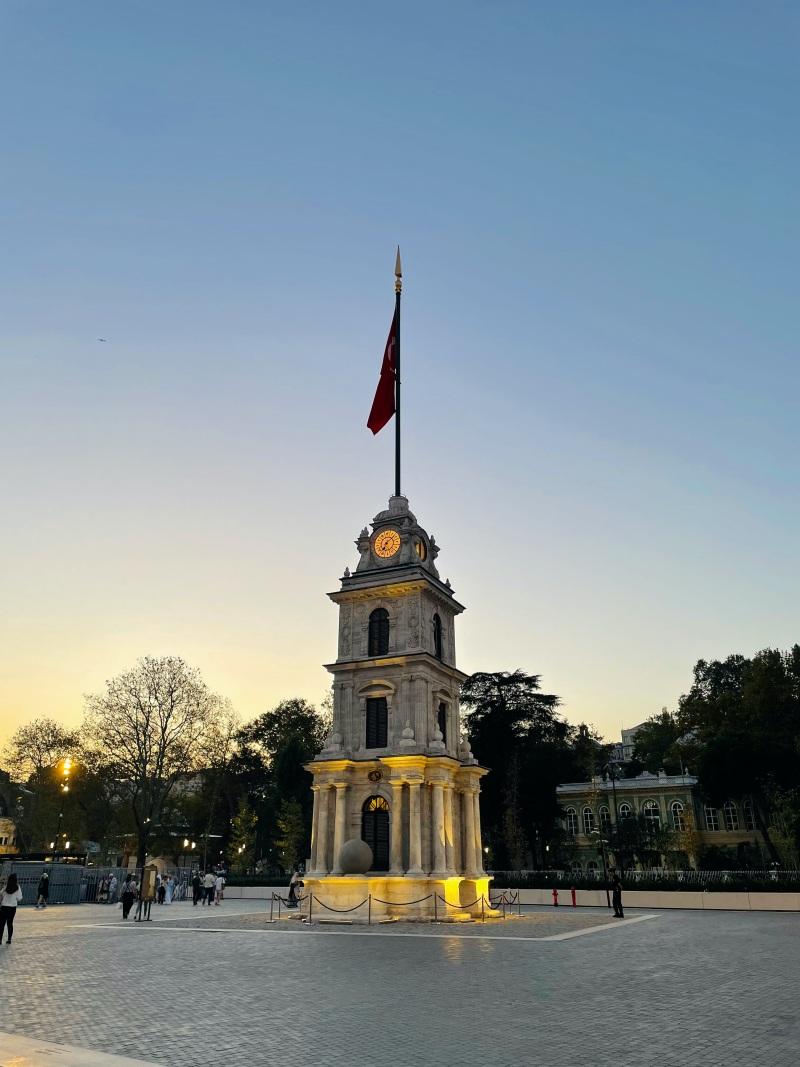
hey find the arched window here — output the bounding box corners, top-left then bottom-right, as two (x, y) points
(599, 805), (611, 831)
(368, 608), (390, 656)
(743, 800), (755, 832)
(587, 860), (599, 879)
(437, 702), (447, 745)
(618, 803), (632, 820)
(670, 801), (686, 832)
(642, 800), (661, 829)
(564, 808), (578, 835)
(361, 795), (390, 870)
(723, 801), (739, 832)
(571, 861), (582, 875)
(582, 807), (595, 834)
(365, 697), (388, 749)
(704, 805), (719, 831)
(432, 613), (443, 659)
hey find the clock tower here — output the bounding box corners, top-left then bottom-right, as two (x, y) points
(304, 493), (491, 920)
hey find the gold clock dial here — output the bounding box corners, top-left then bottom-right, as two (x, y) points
(374, 528), (401, 558)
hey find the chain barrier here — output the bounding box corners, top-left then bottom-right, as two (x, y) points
(267, 888), (522, 926)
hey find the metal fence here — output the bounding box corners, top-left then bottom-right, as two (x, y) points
(1, 861), (195, 906)
(491, 868), (800, 891)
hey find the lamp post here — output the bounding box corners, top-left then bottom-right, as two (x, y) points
(590, 830), (612, 909)
(50, 757), (72, 863)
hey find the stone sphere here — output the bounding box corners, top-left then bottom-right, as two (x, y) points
(338, 838), (373, 875)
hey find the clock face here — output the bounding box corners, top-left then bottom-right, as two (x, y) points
(374, 528), (401, 558)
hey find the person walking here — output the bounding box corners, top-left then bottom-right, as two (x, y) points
(611, 872), (624, 918)
(192, 871), (202, 906)
(120, 875), (136, 920)
(214, 872), (225, 906)
(203, 870), (215, 905)
(1, 873), (24, 944)
(36, 872), (50, 909)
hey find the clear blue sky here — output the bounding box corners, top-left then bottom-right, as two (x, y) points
(1, 1), (798, 744)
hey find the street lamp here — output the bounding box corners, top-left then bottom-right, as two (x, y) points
(590, 830), (612, 910)
(51, 757), (73, 863)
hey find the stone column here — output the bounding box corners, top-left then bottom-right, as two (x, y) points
(316, 784), (331, 875)
(331, 783), (348, 875)
(463, 788), (478, 877)
(443, 784), (455, 874)
(473, 790), (485, 875)
(407, 780), (423, 877)
(389, 780), (404, 875)
(431, 782), (446, 876)
(309, 786), (321, 873)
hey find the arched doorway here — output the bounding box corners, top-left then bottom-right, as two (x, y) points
(361, 795), (390, 871)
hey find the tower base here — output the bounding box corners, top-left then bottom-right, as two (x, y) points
(302, 874), (497, 923)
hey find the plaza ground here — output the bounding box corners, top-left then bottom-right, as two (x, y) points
(0, 899), (798, 1066)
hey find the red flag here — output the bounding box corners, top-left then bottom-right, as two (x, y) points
(367, 309), (398, 434)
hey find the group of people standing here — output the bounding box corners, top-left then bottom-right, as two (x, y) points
(191, 870), (225, 906)
(155, 873), (176, 904)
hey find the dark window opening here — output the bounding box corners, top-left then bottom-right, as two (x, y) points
(362, 795), (390, 870)
(437, 702), (447, 745)
(433, 613), (443, 659)
(365, 697), (388, 748)
(368, 608), (390, 656)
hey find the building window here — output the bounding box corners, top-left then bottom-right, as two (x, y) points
(704, 805), (719, 831)
(723, 801), (739, 832)
(670, 801), (686, 832)
(587, 861), (599, 879)
(564, 808), (578, 835)
(437, 702), (447, 745)
(642, 800), (661, 829)
(571, 861), (582, 875)
(365, 697), (388, 748)
(618, 803), (632, 820)
(582, 807), (595, 834)
(362, 795), (390, 870)
(743, 800), (755, 832)
(368, 608), (390, 656)
(432, 613), (443, 659)
(599, 805), (611, 831)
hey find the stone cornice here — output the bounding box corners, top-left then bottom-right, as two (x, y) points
(324, 651), (468, 683)
(329, 574), (465, 614)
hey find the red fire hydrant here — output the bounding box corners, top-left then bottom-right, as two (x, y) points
(552, 887), (559, 907)
(570, 886), (577, 908)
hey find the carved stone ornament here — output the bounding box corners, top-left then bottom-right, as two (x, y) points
(367, 769), (383, 783)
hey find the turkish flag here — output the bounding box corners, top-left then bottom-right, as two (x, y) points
(367, 309), (397, 434)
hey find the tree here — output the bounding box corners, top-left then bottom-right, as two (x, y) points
(4, 718), (79, 781)
(676, 646), (800, 863)
(228, 797), (258, 872)
(461, 670), (567, 869)
(235, 698), (327, 864)
(275, 799), (305, 872)
(631, 710), (683, 775)
(81, 656), (221, 872)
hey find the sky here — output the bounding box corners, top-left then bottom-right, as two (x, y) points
(1, 2), (798, 749)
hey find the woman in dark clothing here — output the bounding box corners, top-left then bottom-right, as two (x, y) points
(36, 872), (50, 909)
(120, 875), (136, 920)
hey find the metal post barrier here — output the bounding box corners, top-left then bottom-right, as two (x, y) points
(278, 893), (282, 921)
(269, 893), (274, 923)
(502, 897), (506, 920)
(434, 892), (438, 922)
(518, 891), (522, 917)
(481, 895), (485, 923)
(308, 892), (313, 924)
(368, 894), (372, 926)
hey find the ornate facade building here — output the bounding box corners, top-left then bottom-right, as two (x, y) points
(304, 494), (491, 919)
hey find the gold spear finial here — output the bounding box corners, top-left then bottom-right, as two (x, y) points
(395, 246), (402, 293)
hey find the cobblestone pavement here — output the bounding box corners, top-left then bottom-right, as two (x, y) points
(1, 900), (799, 1066)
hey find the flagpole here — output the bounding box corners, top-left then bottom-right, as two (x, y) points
(394, 247), (402, 498)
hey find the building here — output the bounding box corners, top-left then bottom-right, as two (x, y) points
(0, 774), (20, 857)
(303, 494), (491, 920)
(557, 766), (761, 872)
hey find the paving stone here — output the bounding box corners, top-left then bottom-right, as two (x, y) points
(2, 901), (799, 1066)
